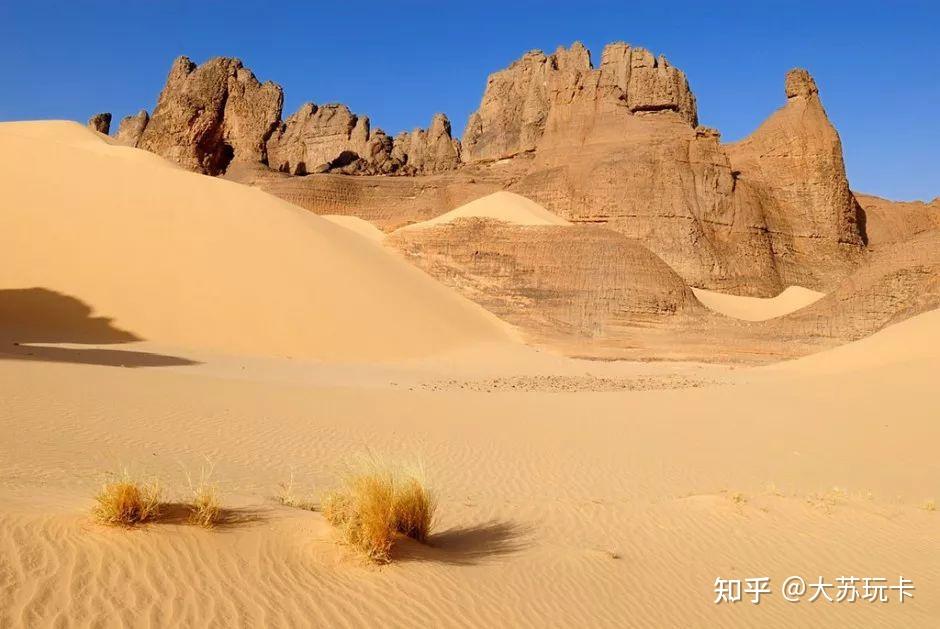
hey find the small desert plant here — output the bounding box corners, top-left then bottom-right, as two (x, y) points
(923, 499), (937, 512)
(184, 458), (222, 528)
(323, 459), (436, 562)
(276, 472), (317, 511)
(92, 471), (162, 526)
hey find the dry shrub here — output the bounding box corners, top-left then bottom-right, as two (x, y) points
(93, 471), (162, 526)
(185, 459), (222, 528)
(394, 475), (436, 543)
(323, 460), (436, 562)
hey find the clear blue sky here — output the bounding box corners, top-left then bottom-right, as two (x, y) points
(1, 1), (937, 200)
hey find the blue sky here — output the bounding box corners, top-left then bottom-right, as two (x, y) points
(1, 1), (937, 200)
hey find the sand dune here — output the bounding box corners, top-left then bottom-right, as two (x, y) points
(321, 215), (387, 242)
(0, 122), (512, 361)
(692, 286), (824, 321)
(401, 191), (571, 229)
(774, 308), (940, 374)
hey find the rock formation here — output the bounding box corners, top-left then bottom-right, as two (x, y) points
(267, 103), (372, 175)
(267, 105), (460, 176)
(727, 69), (866, 289)
(137, 56), (283, 175)
(118, 46), (883, 299)
(87, 113), (111, 134)
(392, 114), (461, 174)
(462, 42), (697, 162)
(114, 110), (149, 147)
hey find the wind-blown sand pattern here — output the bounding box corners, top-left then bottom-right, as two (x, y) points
(1, 53), (938, 627)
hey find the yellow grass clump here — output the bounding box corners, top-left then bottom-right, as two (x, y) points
(393, 475), (435, 543)
(92, 472), (162, 526)
(185, 459), (222, 528)
(323, 460), (436, 562)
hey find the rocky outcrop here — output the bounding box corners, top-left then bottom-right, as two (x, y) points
(267, 103), (373, 175)
(114, 110), (149, 147)
(137, 56), (283, 175)
(87, 113), (111, 135)
(268, 106), (460, 176)
(392, 114), (461, 174)
(727, 68), (866, 289)
(461, 42), (697, 162)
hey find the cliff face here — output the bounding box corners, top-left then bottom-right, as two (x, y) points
(727, 69), (866, 288)
(116, 46), (870, 295)
(461, 42), (698, 162)
(136, 56), (283, 175)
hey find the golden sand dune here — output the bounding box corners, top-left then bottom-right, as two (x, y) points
(401, 190), (571, 229)
(775, 308), (940, 373)
(0, 122), (511, 361)
(692, 286), (825, 321)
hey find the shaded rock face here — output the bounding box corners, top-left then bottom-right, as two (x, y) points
(461, 42), (698, 162)
(87, 113), (111, 135)
(727, 68), (866, 288)
(137, 56), (283, 175)
(268, 105), (460, 176)
(114, 110), (149, 147)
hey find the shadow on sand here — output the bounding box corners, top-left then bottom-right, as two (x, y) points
(153, 503), (269, 530)
(393, 519), (533, 566)
(0, 287), (196, 367)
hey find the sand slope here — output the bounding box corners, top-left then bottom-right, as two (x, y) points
(402, 191), (571, 229)
(692, 286), (824, 321)
(774, 308), (940, 374)
(0, 122), (511, 361)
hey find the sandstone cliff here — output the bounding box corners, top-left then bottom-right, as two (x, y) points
(462, 42), (697, 162)
(727, 69), (866, 289)
(137, 56), (283, 175)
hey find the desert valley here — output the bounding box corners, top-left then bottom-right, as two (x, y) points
(2, 35), (939, 628)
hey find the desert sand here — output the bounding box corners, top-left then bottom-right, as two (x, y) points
(1, 122), (938, 629)
(691, 286), (825, 321)
(400, 191), (572, 229)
